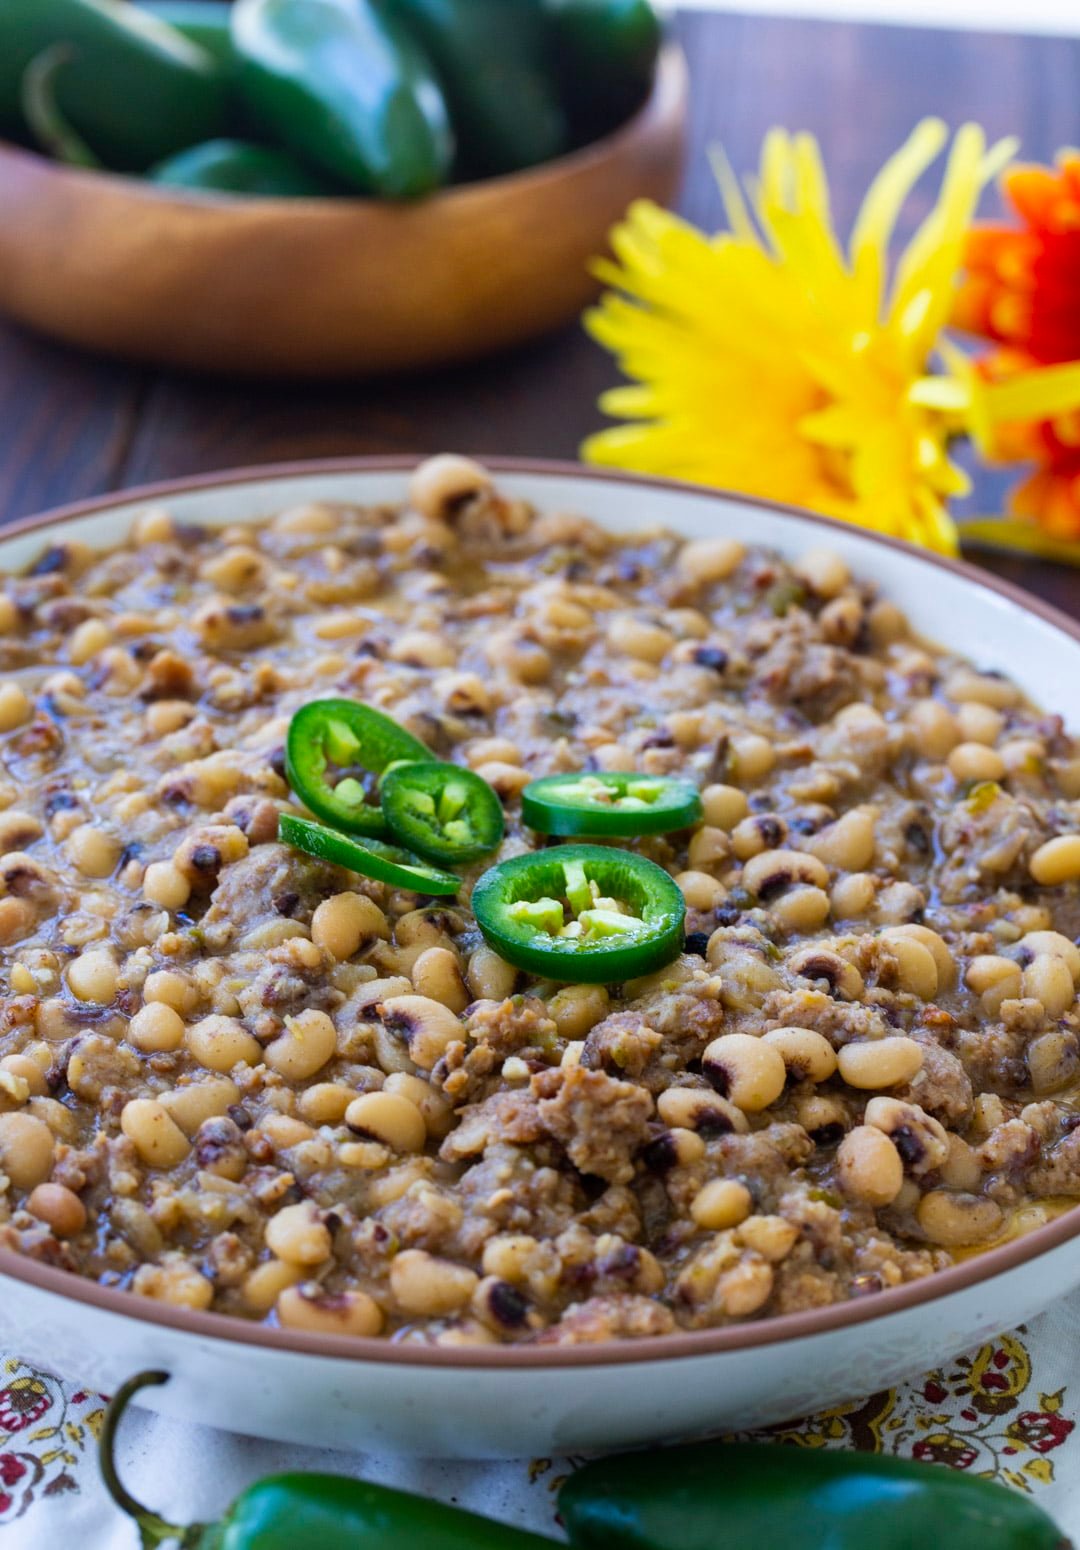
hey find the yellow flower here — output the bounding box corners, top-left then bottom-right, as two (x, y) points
(584, 120), (1018, 553)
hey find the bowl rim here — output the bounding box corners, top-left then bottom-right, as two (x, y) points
(4, 452), (1080, 1372)
(0, 42), (686, 212)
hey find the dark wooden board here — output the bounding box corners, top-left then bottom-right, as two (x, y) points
(1, 8), (1078, 612)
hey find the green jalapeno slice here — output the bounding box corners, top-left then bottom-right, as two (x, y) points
(381, 760), (504, 865)
(279, 813), (459, 896)
(471, 844), (684, 983)
(521, 771), (702, 837)
(284, 699), (431, 837)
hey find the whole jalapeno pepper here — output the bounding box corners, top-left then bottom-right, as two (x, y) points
(543, 0), (662, 141)
(231, 0), (455, 197)
(559, 1438), (1070, 1550)
(150, 137), (341, 195)
(471, 843), (685, 982)
(101, 1372), (562, 1550)
(390, 0), (570, 177)
(0, 0), (230, 169)
(381, 760), (504, 864)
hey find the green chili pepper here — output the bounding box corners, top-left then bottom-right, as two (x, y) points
(280, 812), (460, 895)
(284, 698), (431, 837)
(543, 0), (662, 141)
(390, 0), (569, 176)
(559, 1438), (1070, 1550)
(101, 1372), (561, 1550)
(139, 0), (236, 72)
(0, 0), (229, 169)
(150, 138), (340, 195)
(381, 761), (504, 864)
(522, 772), (702, 838)
(472, 843), (684, 982)
(231, 0), (454, 197)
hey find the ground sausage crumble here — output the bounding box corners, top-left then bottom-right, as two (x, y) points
(0, 457), (1079, 1347)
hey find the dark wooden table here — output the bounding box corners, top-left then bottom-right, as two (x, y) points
(2, 7), (1079, 611)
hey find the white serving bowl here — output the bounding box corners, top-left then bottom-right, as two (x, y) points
(2, 458), (1079, 1459)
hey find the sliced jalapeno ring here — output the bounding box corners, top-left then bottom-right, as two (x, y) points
(284, 699), (431, 837)
(471, 844), (685, 983)
(381, 760), (504, 865)
(521, 771), (703, 837)
(279, 813), (459, 897)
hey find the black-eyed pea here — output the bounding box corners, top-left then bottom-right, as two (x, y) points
(690, 1178), (753, 1231)
(678, 535), (745, 583)
(819, 596), (863, 647)
(731, 814), (787, 861)
(127, 1002), (185, 1053)
(144, 968), (198, 1015)
(1030, 835), (1080, 886)
(242, 1258), (303, 1313)
(836, 1125), (904, 1206)
(473, 759), (534, 796)
(466, 944), (517, 1001)
(260, 1114), (316, 1150)
(470, 1276), (540, 1336)
(794, 1091), (849, 1144)
(186, 1014), (262, 1073)
(762, 1026), (837, 1083)
(947, 742), (1006, 783)
(1022, 954), (1075, 1019)
(65, 823), (122, 879)
(1021, 931), (1080, 979)
(687, 826), (731, 871)
(940, 1133), (982, 1191)
(793, 547), (848, 598)
(1027, 1030), (1080, 1094)
(863, 1096), (949, 1175)
(878, 930), (939, 1000)
(411, 947), (469, 1014)
(965, 954), (1022, 1016)
(717, 1257), (774, 1316)
(265, 1201), (332, 1266)
(265, 1009), (337, 1081)
(388, 631), (456, 669)
(142, 861), (191, 911)
(1001, 738), (1045, 777)
(27, 1181), (86, 1237)
(702, 1034), (786, 1112)
(916, 1190), (1004, 1247)
(0, 682), (30, 733)
(674, 870), (725, 910)
(298, 1083), (354, 1125)
(379, 994), (461, 1070)
(465, 737), (521, 769)
(0, 1054), (47, 1098)
(483, 633), (552, 686)
(390, 1248), (478, 1316)
(770, 886), (830, 933)
(804, 807), (876, 871)
(408, 453), (492, 521)
(830, 872), (876, 919)
(277, 1282), (384, 1337)
(743, 848), (829, 898)
(736, 1214), (799, 1261)
(0, 1111), (54, 1189)
(174, 824), (249, 890)
(787, 946), (864, 1000)
(700, 783), (748, 830)
(311, 892), (389, 959)
(943, 667), (1019, 709)
(956, 701), (1005, 745)
(120, 1099), (191, 1168)
(132, 1255), (214, 1310)
(345, 1090), (426, 1152)
(907, 699), (959, 760)
(384, 1072), (453, 1139)
(66, 948), (118, 1003)
(837, 1036), (923, 1090)
(643, 1126), (707, 1171)
(547, 983), (609, 1040)
(591, 742), (636, 772)
(884, 924), (955, 989)
(656, 1086), (749, 1136)
(729, 734), (775, 783)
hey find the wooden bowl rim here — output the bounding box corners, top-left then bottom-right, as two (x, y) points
(0, 41), (688, 218)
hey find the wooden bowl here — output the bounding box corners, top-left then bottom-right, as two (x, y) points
(0, 45), (686, 377)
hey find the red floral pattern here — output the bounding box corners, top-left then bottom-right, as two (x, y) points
(0, 1362), (104, 1525)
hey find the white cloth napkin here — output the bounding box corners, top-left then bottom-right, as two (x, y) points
(3, 1289), (1079, 1546)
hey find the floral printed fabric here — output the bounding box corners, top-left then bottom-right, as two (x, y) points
(3, 1296), (1080, 1547)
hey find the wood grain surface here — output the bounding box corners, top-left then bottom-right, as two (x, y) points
(0, 7), (1078, 611)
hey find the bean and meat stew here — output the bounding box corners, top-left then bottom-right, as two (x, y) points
(0, 455), (1079, 1345)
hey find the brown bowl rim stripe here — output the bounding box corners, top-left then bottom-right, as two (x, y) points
(0, 44), (687, 212)
(2, 454), (1079, 1370)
